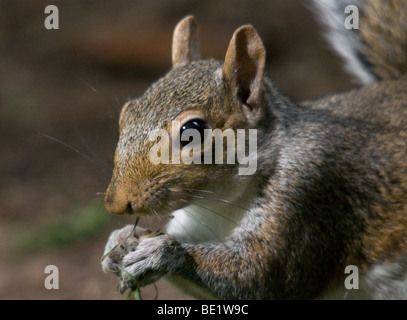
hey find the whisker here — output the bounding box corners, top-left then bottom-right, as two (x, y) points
(177, 187), (214, 194)
(75, 126), (112, 172)
(80, 78), (98, 93)
(171, 215), (198, 242)
(78, 77), (121, 120)
(115, 95), (122, 107)
(182, 204), (224, 242)
(40, 133), (112, 177)
(169, 189), (250, 212)
(176, 186), (253, 209)
(180, 198), (247, 232)
(151, 208), (160, 219)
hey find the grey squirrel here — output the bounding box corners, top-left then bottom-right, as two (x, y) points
(101, 0), (407, 299)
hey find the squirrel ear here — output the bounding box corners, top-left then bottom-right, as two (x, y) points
(172, 15), (201, 67)
(223, 25), (266, 120)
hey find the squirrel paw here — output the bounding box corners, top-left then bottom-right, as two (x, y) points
(101, 224), (153, 275)
(101, 224), (182, 292)
(119, 234), (182, 291)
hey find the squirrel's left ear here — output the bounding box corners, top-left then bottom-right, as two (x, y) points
(223, 25), (266, 123)
(172, 15), (201, 67)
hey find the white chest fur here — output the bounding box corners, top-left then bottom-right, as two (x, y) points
(166, 203), (245, 243)
(165, 178), (255, 243)
(164, 182), (253, 298)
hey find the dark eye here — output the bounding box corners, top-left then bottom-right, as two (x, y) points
(180, 119), (207, 147)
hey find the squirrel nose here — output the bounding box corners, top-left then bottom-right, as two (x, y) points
(104, 186), (131, 215)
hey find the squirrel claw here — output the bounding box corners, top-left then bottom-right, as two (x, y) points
(119, 282), (128, 295)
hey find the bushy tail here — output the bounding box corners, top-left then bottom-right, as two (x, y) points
(312, 0), (407, 85)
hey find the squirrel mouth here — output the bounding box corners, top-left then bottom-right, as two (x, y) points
(125, 198), (185, 217)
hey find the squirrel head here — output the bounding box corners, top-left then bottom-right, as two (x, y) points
(105, 15), (267, 216)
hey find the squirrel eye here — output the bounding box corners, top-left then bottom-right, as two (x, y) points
(180, 119), (207, 147)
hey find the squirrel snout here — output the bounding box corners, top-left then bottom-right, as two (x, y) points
(104, 186), (131, 215)
(104, 178), (162, 216)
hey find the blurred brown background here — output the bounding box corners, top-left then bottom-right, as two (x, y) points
(0, 0), (354, 299)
